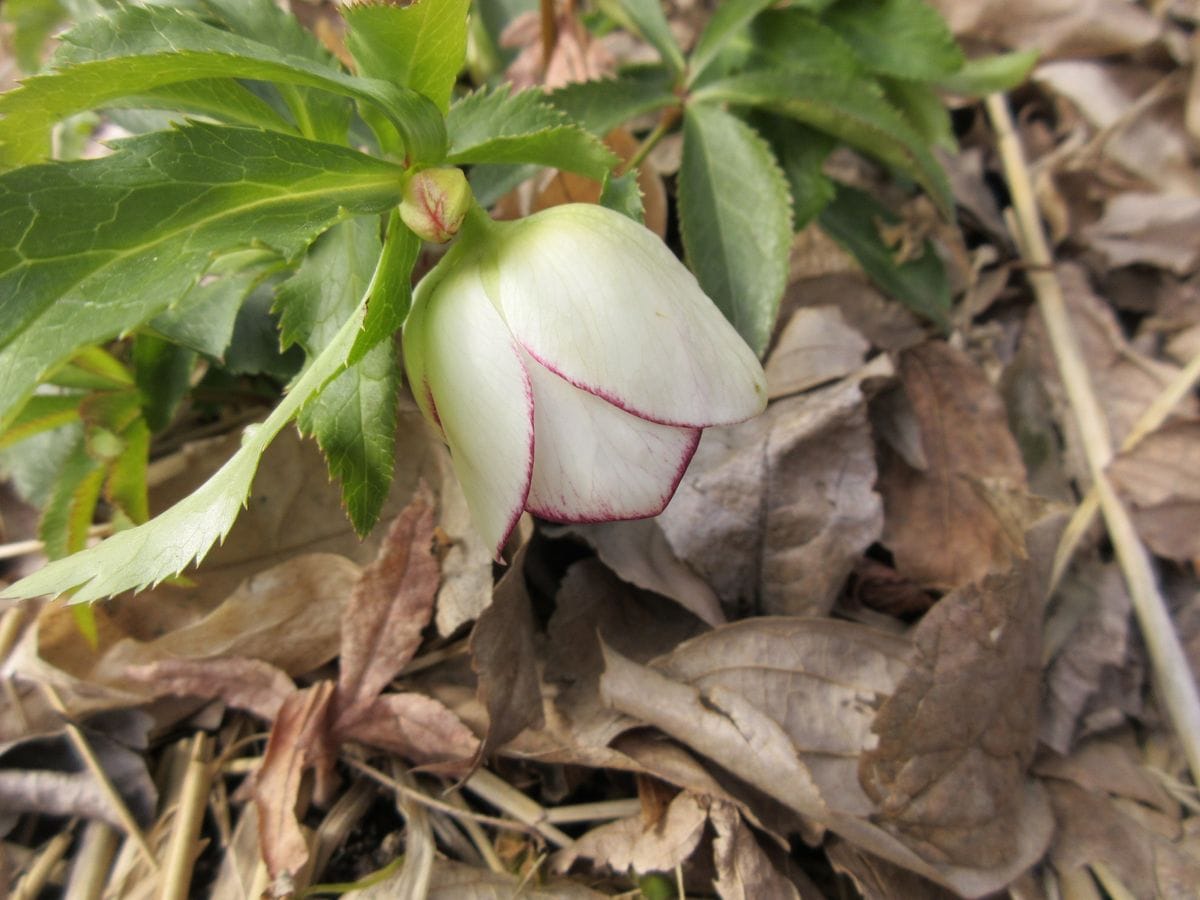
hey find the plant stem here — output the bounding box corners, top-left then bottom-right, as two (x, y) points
(618, 105), (681, 177)
(987, 92), (1200, 785)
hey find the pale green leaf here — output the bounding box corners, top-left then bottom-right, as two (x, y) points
(349, 210), (420, 367)
(678, 102), (792, 357)
(0, 5), (445, 167)
(446, 86), (617, 178)
(0, 123), (406, 428)
(1, 0), (68, 73)
(105, 417), (150, 525)
(938, 50), (1039, 96)
(693, 71), (952, 217)
(344, 0), (470, 114)
(2, 299), (370, 604)
(546, 68), (677, 136)
(882, 77), (956, 151)
(823, 0), (963, 81)
(0, 395), (83, 451)
(38, 439), (105, 560)
(599, 170), (645, 224)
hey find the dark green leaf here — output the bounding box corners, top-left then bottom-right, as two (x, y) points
(446, 86), (617, 178)
(823, 0), (963, 81)
(749, 113), (836, 231)
(1, 5), (445, 167)
(105, 417), (150, 526)
(0, 421), (84, 508)
(0, 123), (405, 428)
(134, 334), (196, 432)
(882, 78), (955, 151)
(223, 290), (304, 381)
(546, 68), (677, 136)
(344, 0), (470, 114)
(819, 185), (950, 328)
(747, 10), (863, 79)
(678, 102), (792, 356)
(38, 439), (105, 559)
(693, 71), (952, 217)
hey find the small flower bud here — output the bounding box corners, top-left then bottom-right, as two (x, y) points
(399, 167), (471, 243)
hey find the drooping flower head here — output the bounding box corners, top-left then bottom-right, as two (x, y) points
(403, 200), (766, 558)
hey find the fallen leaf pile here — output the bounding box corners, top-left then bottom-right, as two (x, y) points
(4, 1), (1200, 898)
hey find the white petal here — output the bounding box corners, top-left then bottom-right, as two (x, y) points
(404, 264), (533, 558)
(524, 351), (701, 522)
(493, 204), (767, 428)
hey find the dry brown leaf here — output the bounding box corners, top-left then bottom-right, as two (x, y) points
(546, 519), (725, 626)
(1035, 735), (1175, 815)
(709, 802), (804, 900)
(342, 693), (479, 771)
(125, 657), (295, 722)
(859, 563), (1043, 867)
(346, 857), (609, 899)
(254, 681), (336, 888)
(765, 306), (870, 400)
(878, 341), (1029, 591)
(783, 273), (927, 354)
(1046, 780), (1200, 898)
(659, 368), (885, 616)
(433, 445), (494, 637)
(826, 839), (960, 900)
(1108, 421), (1200, 562)
(1042, 561), (1140, 752)
(335, 489), (439, 730)
(930, 0), (1160, 57)
(1084, 193), (1200, 275)
(555, 791), (708, 876)
(468, 544), (543, 763)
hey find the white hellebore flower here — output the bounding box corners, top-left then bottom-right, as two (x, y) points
(402, 202), (767, 559)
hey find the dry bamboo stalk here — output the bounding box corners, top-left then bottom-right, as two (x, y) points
(12, 830), (73, 900)
(544, 798), (643, 825)
(158, 732), (212, 900)
(65, 821), (119, 900)
(986, 93), (1200, 784)
(463, 769), (574, 848)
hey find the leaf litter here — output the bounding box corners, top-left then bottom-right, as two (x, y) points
(5, 1), (1200, 898)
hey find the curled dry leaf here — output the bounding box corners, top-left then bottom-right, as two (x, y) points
(555, 791), (708, 876)
(125, 656), (295, 722)
(877, 341), (1029, 591)
(658, 367), (886, 617)
(710, 801), (804, 900)
(764, 305), (870, 401)
(433, 444), (493, 637)
(344, 693), (479, 772)
(335, 488), (439, 730)
(469, 544), (543, 763)
(1108, 421), (1200, 562)
(1083, 193), (1200, 275)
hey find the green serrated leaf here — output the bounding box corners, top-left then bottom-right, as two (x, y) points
(597, 0), (685, 77)
(0, 122), (406, 428)
(105, 416), (150, 525)
(747, 9), (864, 79)
(938, 50), (1039, 96)
(446, 86), (618, 178)
(0, 394), (83, 450)
(344, 0), (469, 115)
(110, 79), (300, 136)
(134, 334), (196, 432)
(599, 170), (645, 224)
(1, 0), (68, 73)
(299, 342), (399, 536)
(0, 420), (83, 508)
(693, 71), (953, 217)
(0, 5), (445, 167)
(823, 0), (963, 82)
(546, 68), (678, 136)
(150, 253), (281, 359)
(818, 184), (950, 328)
(223, 289), (305, 381)
(882, 77), (955, 151)
(678, 103), (792, 357)
(51, 347), (135, 391)
(39, 439), (105, 560)
(2, 295), (371, 604)
(350, 211), (420, 367)
(79, 389), (142, 437)
(749, 113), (836, 231)
(688, 0), (779, 85)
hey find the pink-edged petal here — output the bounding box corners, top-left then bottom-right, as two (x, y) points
(523, 351), (701, 523)
(492, 204), (767, 428)
(405, 265), (533, 559)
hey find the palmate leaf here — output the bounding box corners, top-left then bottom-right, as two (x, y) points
(446, 86), (617, 178)
(0, 5), (445, 167)
(2, 300), (371, 604)
(0, 122), (406, 428)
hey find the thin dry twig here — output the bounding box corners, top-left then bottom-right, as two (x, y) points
(158, 732), (212, 900)
(463, 768), (575, 848)
(12, 828), (74, 900)
(987, 92), (1200, 785)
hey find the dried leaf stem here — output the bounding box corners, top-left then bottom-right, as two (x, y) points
(986, 92), (1200, 784)
(158, 732), (212, 900)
